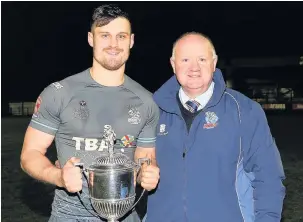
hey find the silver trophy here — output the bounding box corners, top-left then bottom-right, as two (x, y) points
(75, 125), (149, 222)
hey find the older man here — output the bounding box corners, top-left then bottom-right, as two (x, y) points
(146, 32), (285, 222)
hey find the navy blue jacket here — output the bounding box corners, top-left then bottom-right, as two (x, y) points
(147, 69), (285, 222)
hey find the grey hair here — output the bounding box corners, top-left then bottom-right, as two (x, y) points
(171, 32), (218, 60)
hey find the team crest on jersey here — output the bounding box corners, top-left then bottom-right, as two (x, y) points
(127, 106), (141, 125)
(203, 111), (219, 129)
(74, 100), (89, 120)
(32, 96), (42, 118)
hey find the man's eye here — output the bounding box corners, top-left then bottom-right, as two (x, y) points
(118, 35), (126, 39)
(199, 58), (206, 62)
(101, 34), (109, 38)
(182, 59), (189, 62)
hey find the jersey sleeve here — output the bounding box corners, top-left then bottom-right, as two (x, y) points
(137, 99), (160, 148)
(29, 82), (65, 135)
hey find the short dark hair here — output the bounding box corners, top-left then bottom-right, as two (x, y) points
(91, 4), (131, 32)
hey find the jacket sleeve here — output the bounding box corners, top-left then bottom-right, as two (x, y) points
(242, 102), (286, 222)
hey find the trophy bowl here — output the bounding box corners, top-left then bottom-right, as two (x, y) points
(87, 156), (138, 221)
(75, 125), (149, 222)
(77, 154), (149, 222)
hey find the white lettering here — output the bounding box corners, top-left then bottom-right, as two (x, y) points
(72, 137), (109, 151)
(85, 139), (99, 151)
(72, 137), (85, 150)
(98, 140), (108, 151)
(52, 82), (63, 89)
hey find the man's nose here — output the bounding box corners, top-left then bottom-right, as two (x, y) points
(190, 60), (200, 71)
(110, 37), (118, 47)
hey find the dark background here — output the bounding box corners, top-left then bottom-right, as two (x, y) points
(2, 1), (303, 116)
(1, 2), (303, 221)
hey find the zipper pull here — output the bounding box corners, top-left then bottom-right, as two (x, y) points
(182, 152), (186, 158)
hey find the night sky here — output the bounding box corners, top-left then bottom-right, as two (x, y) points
(2, 2), (303, 114)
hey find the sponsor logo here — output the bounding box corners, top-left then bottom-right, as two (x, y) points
(72, 125), (117, 151)
(51, 82), (63, 90)
(72, 137), (109, 151)
(120, 135), (136, 147)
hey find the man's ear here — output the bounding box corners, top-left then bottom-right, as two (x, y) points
(170, 57), (176, 74)
(212, 57), (218, 72)
(130, 33), (135, 49)
(88, 32), (94, 47)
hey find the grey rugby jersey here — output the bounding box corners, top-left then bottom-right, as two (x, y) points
(29, 68), (160, 220)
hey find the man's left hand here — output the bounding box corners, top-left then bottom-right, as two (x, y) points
(139, 163), (160, 191)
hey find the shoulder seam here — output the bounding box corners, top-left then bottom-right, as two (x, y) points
(224, 91), (241, 124)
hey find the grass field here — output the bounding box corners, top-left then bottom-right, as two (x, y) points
(1, 115), (303, 222)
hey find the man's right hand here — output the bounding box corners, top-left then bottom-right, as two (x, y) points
(60, 157), (83, 193)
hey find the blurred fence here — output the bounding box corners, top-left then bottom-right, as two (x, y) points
(8, 102), (35, 116)
(5, 100), (303, 117)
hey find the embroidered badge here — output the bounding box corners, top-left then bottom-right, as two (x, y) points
(203, 111), (219, 129)
(120, 135), (136, 147)
(158, 124), (168, 136)
(74, 100), (89, 120)
(127, 106), (141, 124)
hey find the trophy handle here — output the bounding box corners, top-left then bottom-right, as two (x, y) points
(73, 162), (89, 195)
(131, 157), (151, 210)
(73, 162), (101, 219)
(74, 162), (84, 168)
(136, 157), (151, 171)
(74, 162), (89, 178)
(137, 157), (151, 166)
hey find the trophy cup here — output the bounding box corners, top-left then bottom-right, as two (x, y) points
(75, 125), (150, 222)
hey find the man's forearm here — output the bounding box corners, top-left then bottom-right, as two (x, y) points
(20, 150), (63, 187)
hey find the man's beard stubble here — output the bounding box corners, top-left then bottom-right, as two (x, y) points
(94, 48), (130, 71)
(100, 58), (125, 71)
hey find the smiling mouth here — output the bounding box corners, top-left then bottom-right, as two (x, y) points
(106, 51), (121, 56)
(188, 75), (201, 78)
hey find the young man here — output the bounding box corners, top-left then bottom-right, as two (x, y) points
(20, 4), (160, 222)
(146, 32), (285, 222)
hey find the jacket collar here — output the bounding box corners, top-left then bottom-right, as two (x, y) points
(153, 68), (226, 114)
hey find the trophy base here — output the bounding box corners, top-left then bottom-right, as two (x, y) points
(91, 195), (136, 221)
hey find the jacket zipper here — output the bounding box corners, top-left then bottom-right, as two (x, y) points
(175, 90), (223, 221)
(179, 114), (188, 222)
(182, 108), (206, 158)
(179, 108), (208, 221)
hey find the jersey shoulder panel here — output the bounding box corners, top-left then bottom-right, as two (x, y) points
(124, 75), (154, 104)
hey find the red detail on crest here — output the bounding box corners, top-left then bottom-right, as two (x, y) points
(203, 123), (217, 129)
